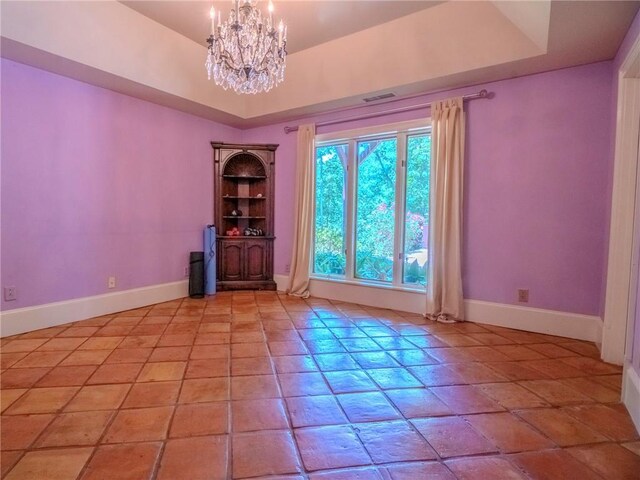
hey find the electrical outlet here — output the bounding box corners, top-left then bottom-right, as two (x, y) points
(517, 288), (529, 303)
(108, 276), (116, 289)
(285, 263), (291, 273)
(4, 286), (17, 301)
(184, 266), (189, 277)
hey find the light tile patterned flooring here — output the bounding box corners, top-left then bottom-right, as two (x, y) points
(1, 291), (639, 479)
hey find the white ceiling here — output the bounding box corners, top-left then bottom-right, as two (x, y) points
(1, 1), (638, 127)
(120, 1), (443, 54)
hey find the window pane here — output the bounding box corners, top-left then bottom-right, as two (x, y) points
(314, 144), (347, 275)
(355, 138), (397, 282)
(403, 134), (431, 286)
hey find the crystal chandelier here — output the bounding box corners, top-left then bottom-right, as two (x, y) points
(205, 0), (287, 94)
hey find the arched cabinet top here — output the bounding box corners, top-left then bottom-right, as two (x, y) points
(222, 152), (267, 177)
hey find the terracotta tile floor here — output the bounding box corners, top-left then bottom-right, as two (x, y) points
(1, 292), (639, 479)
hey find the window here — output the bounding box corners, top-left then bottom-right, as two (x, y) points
(312, 120), (431, 290)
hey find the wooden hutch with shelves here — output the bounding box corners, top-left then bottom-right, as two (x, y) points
(212, 142), (277, 291)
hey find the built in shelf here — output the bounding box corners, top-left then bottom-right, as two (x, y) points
(223, 216), (267, 219)
(223, 196), (267, 200)
(218, 235), (275, 239)
(222, 175), (267, 180)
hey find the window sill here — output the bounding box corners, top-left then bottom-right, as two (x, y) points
(309, 275), (426, 294)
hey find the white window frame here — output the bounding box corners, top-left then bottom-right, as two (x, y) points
(311, 119), (431, 293)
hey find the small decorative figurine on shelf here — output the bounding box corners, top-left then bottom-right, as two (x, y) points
(226, 227), (241, 236)
(231, 209), (243, 216)
(256, 193), (263, 198)
(243, 227), (264, 236)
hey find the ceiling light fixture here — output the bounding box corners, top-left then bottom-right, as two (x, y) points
(205, 0), (287, 95)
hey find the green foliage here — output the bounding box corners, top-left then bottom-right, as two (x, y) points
(354, 139), (396, 281)
(403, 134), (431, 285)
(404, 258), (425, 284)
(313, 134), (431, 286)
(314, 145), (346, 275)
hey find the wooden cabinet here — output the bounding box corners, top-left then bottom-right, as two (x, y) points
(220, 241), (243, 282)
(212, 142), (277, 290)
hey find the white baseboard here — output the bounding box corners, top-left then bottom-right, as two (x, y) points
(3, 275), (603, 346)
(273, 274), (602, 344)
(0, 280), (188, 337)
(274, 274), (288, 292)
(623, 363), (640, 433)
(464, 299), (602, 344)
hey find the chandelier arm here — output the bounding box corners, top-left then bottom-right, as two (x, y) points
(254, 51), (273, 74)
(254, 34), (269, 73)
(255, 29), (265, 70)
(251, 29), (277, 75)
(223, 57), (239, 72)
(234, 26), (250, 78)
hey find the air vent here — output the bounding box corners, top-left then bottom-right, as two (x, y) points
(363, 92), (396, 103)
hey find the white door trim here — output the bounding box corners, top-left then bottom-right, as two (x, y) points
(602, 36), (640, 365)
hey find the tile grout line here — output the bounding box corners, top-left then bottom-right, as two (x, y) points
(2, 317), (108, 477)
(148, 297), (189, 480)
(64, 302), (164, 480)
(258, 295), (309, 479)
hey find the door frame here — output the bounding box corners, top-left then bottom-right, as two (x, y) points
(602, 35), (640, 365)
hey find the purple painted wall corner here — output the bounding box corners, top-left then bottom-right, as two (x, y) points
(1, 58), (241, 311)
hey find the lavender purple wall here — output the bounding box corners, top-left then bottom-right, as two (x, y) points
(243, 61), (613, 316)
(1, 57), (616, 317)
(464, 63), (611, 316)
(1, 58), (241, 311)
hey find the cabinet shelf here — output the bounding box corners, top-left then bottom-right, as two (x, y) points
(218, 235), (275, 239)
(223, 196), (267, 200)
(222, 175), (266, 180)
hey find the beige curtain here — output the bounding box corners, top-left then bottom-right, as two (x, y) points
(286, 124), (316, 298)
(426, 97), (465, 322)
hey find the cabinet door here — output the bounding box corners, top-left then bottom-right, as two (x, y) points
(245, 241), (267, 281)
(221, 242), (244, 281)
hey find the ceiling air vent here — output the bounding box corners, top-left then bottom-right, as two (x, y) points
(363, 93), (396, 103)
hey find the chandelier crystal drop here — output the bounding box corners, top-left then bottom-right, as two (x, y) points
(205, 0), (287, 95)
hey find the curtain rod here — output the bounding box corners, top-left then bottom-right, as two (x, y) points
(283, 89), (491, 134)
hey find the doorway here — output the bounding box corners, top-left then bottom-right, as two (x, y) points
(603, 33), (640, 429)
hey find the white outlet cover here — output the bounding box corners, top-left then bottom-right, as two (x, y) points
(4, 286), (17, 301)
